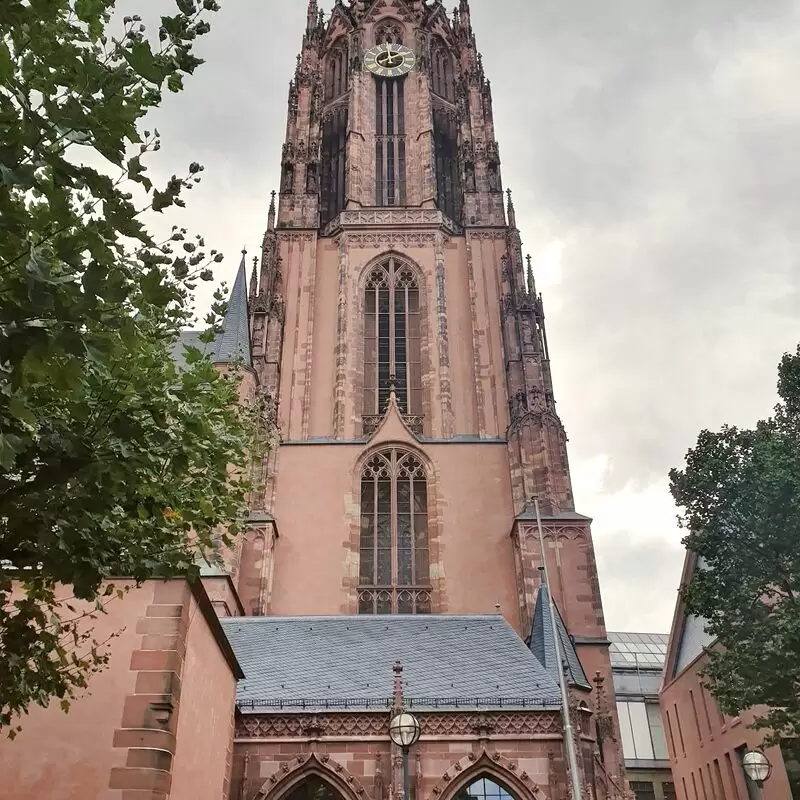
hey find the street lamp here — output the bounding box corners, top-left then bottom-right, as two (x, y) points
(389, 711), (421, 800)
(742, 749), (772, 787)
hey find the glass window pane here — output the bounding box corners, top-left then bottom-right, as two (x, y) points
(647, 703), (669, 760)
(616, 701), (636, 760)
(629, 701), (655, 760)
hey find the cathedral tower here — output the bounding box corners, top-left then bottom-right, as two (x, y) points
(244, 0), (593, 652)
(237, 0), (629, 794)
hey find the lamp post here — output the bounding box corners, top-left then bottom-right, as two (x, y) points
(742, 749), (772, 796)
(389, 710), (421, 800)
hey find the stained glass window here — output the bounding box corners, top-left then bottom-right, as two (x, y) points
(359, 448), (430, 615)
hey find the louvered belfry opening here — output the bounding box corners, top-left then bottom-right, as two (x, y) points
(375, 76), (407, 206)
(321, 40), (350, 226)
(429, 39), (462, 223)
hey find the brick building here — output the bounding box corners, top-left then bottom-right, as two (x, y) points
(1, 2), (636, 798)
(660, 552), (800, 799)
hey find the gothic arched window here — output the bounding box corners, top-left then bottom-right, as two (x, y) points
(375, 20), (404, 46)
(359, 448), (430, 615)
(375, 75), (406, 206)
(363, 256), (422, 426)
(325, 40), (350, 101)
(454, 777), (517, 800)
(321, 105), (348, 225)
(430, 39), (455, 102)
(285, 776), (344, 800)
(433, 108), (462, 223)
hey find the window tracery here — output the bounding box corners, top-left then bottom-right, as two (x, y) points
(430, 38), (455, 102)
(363, 256), (422, 427)
(375, 20), (404, 46)
(359, 448), (430, 615)
(284, 776), (344, 800)
(325, 40), (350, 101)
(454, 777), (517, 800)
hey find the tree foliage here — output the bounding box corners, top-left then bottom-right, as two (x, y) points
(670, 346), (800, 746)
(0, 0), (264, 734)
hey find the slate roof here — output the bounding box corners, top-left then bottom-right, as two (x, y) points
(528, 586), (591, 691)
(213, 253), (252, 367)
(169, 255), (252, 370)
(219, 615), (562, 713)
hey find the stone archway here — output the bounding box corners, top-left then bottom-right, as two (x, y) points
(255, 753), (369, 800)
(429, 751), (549, 800)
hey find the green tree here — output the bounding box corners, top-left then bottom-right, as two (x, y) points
(670, 346), (800, 747)
(0, 0), (264, 734)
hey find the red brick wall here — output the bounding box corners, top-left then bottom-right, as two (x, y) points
(660, 651), (793, 800)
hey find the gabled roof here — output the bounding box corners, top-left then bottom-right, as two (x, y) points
(662, 550), (716, 686)
(213, 253), (252, 367)
(529, 585), (592, 691)
(219, 615), (562, 713)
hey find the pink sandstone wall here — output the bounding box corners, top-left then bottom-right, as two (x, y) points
(270, 440), (520, 629)
(0, 583), (150, 800)
(277, 234), (510, 443)
(170, 592), (238, 800)
(233, 712), (564, 800)
(0, 580), (240, 800)
(661, 651), (793, 800)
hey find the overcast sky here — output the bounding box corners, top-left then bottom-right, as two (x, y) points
(138, 0), (800, 633)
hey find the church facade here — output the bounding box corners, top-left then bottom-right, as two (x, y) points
(0, 2), (633, 799)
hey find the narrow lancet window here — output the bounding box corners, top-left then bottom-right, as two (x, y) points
(375, 77), (406, 206)
(321, 106), (348, 225)
(363, 256), (422, 429)
(359, 448), (430, 615)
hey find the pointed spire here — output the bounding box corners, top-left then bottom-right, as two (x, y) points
(306, 0), (318, 32)
(267, 190), (276, 232)
(249, 255), (259, 300)
(526, 254), (536, 296)
(214, 251), (252, 368)
(529, 583), (591, 690)
(506, 188), (517, 229)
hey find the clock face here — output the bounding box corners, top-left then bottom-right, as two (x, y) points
(364, 44), (416, 78)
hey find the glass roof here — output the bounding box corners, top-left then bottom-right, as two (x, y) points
(607, 631), (670, 669)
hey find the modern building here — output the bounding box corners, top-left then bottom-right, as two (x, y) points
(660, 552), (800, 799)
(2, 2), (636, 799)
(608, 632), (674, 800)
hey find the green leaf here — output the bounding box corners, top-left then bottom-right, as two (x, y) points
(122, 41), (165, 85)
(0, 40), (13, 83)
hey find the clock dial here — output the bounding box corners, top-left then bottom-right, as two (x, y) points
(364, 44), (416, 78)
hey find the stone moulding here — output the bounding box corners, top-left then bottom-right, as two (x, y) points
(429, 750), (549, 800)
(235, 711), (562, 740)
(321, 208), (462, 237)
(254, 753), (369, 800)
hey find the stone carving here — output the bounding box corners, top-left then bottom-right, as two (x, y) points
(323, 208), (461, 236)
(236, 710), (560, 740)
(343, 233), (440, 249)
(427, 751), (550, 800)
(253, 753), (369, 800)
(277, 232), (316, 243)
